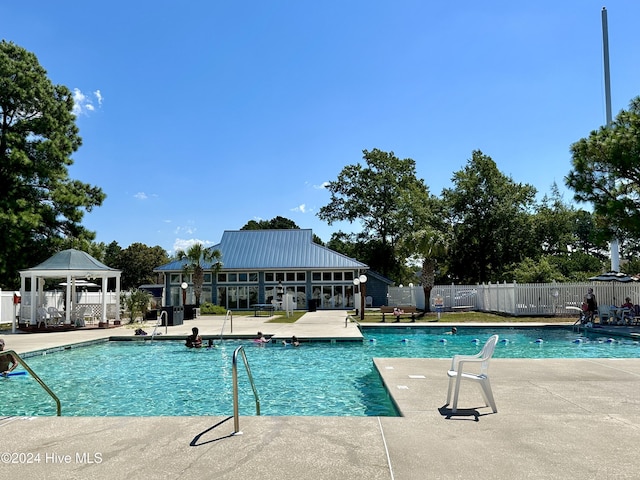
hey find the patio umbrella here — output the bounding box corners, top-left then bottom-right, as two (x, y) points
(588, 271), (636, 283)
(588, 271), (638, 305)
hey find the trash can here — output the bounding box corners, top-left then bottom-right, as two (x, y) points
(308, 299), (318, 312)
(184, 304), (196, 320)
(161, 306), (184, 326)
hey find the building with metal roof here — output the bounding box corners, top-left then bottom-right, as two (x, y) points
(155, 229), (389, 311)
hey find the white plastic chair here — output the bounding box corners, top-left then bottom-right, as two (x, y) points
(36, 307), (49, 328)
(446, 334), (499, 413)
(596, 305), (612, 324)
(365, 296), (373, 307)
(48, 307), (64, 325)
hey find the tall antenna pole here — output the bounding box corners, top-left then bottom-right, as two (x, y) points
(602, 7), (613, 126)
(602, 6), (620, 272)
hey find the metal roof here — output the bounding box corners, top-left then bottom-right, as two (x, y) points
(22, 249), (118, 272)
(156, 229), (368, 271)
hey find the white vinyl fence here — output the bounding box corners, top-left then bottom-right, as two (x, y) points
(389, 282), (640, 317)
(0, 290), (119, 326)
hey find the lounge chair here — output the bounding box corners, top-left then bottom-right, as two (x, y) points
(446, 334), (499, 413)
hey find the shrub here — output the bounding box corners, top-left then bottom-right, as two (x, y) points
(199, 302), (228, 315)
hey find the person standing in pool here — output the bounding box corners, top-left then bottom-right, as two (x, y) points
(185, 327), (202, 348)
(583, 288), (597, 322)
(0, 339), (19, 376)
(255, 331), (270, 346)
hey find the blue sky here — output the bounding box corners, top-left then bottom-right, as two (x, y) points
(2, 1), (639, 254)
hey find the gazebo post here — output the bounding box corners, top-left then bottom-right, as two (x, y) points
(65, 274), (72, 324)
(115, 275), (121, 322)
(29, 275), (37, 325)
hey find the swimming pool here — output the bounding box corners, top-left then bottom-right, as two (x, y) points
(2, 326), (638, 417)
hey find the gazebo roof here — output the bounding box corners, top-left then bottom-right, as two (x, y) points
(21, 249), (119, 276)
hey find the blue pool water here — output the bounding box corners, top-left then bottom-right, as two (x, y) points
(2, 326), (638, 417)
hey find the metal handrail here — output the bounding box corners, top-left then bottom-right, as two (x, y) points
(231, 345), (260, 435)
(3, 350), (61, 416)
(220, 310), (233, 340)
(151, 311), (168, 339)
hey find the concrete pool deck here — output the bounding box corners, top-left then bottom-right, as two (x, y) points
(1, 311), (639, 479)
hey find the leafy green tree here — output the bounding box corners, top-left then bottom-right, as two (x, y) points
(240, 216), (324, 244)
(318, 148), (433, 279)
(548, 252), (603, 281)
(241, 216), (299, 230)
(103, 241), (122, 268)
(508, 256), (566, 283)
(121, 288), (152, 323)
(115, 243), (169, 290)
(442, 150), (537, 283)
(531, 183), (577, 256)
(0, 41), (105, 288)
(566, 96), (640, 239)
(571, 210), (608, 257)
(175, 243), (222, 306)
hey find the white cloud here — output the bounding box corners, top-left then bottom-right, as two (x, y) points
(313, 182), (330, 190)
(173, 238), (214, 253)
(72, 88), (103, 116)
(134, 192), (148, 200)
(291, 204), (307, 213)
(175, 226), (196, 236)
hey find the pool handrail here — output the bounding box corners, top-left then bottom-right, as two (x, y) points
(231, 345), (260, 435)
(220, 310), (233, 339)
(151, 311), (168, 340)
(3, 349), (61, 416)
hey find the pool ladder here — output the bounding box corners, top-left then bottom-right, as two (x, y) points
(151, 311), (168, 340)
(231, 345), (260, 435)
(4, 350), (61, 416)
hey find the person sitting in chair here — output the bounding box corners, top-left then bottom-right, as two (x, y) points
(393, 307), (404, 323)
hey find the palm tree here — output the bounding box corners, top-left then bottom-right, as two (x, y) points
(407, 228), (448, 312)
(175, 243), (222, 307)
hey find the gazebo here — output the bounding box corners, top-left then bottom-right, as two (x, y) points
(19, 249), (122, 328)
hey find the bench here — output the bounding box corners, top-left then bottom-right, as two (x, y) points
(251, 304), (275, 317)
(380, 306), (419, 322)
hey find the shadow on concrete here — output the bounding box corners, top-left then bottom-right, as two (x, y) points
(190, 416), (235, 446)
(438, 404), (491, 421)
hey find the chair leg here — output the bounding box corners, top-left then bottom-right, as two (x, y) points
(480, 378), (497, 413)
(451, 377), (462, 413)
(446, 377), (454, 406)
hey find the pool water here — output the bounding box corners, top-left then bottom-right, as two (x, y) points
(363, 326), (640, 359)
(2, 326), (638, 417)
